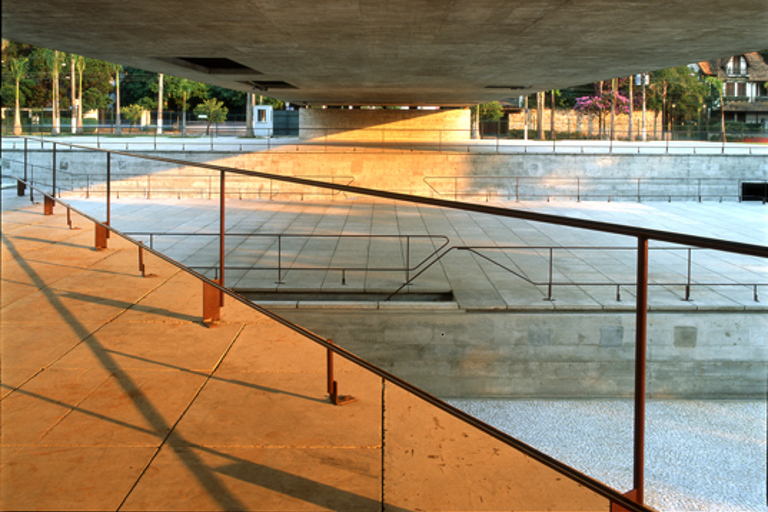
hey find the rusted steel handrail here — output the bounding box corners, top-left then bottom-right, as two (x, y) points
(123, 231), (449, 284)
(8, 175), (656, 512)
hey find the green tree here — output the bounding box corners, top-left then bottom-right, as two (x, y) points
(164, 76), (208, 136)
(9, 56), (29, 135)
(193, 98), (228, 135)
(121, 103), (144, 133)
(37, 48), (65, 134)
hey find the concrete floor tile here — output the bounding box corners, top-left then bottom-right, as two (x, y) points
(0, 319), (103, 369)
(176, 371), (381, 447)
(1, 368), (112, 444)
(1, 446), (156, 511)
(53, 321), (242, 372)
(217, 322), (334, 373)
(383, 384), (610, 511)
(39, 369), (208, 447)
(120, 445), (382, 512)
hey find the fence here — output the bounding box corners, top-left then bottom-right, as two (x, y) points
(4, 135), (768, 510)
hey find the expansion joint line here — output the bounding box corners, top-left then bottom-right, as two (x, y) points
(116, 323), (246, 511)
(0, 254), (182, 402)
(381, 378), (386, 512)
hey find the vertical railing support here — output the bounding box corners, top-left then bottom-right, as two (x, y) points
(684, 248), (692, 301)
(633, 236), (649, 506)
(106, 152), (111, 238)
(138, 242), (146, 277)
(219, 170), (226, 307)
(18, 138), (28, 196)
(326, 340), (355, 405)
(94, 223), (108, 250)
(545, 248), (554, 301)
(44, 195), (55, 215)
(203, 279), (221, 324)
(52, 142), (57, 198)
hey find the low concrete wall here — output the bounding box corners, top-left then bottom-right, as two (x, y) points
(4, 147), (766, 201)
(275, 308), (768, 399)
(299, 108), (471, 142)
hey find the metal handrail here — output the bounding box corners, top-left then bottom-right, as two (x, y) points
(385, 245), (766, 302)
(7, 174), (655, 512)
(123, 231), (450, 284)
(424, 175), (765, 203)
(1, 157), (356, 200)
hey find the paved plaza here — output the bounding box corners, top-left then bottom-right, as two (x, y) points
(42, 192), (768, 313)
(2, 184), (766, 511)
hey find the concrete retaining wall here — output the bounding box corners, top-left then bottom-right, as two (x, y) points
(299, 108), (471, 142)
(274, 308), (768, 399)
(5, 148), (766, 201)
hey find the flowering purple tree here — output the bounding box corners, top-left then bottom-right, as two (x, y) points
(574, 80), (634, 138)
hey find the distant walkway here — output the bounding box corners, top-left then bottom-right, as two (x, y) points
(3, 134), (767, 155)
(53, 195), (768, 312)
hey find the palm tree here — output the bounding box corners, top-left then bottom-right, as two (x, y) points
(704, 76), (726, 142)
(170, 78), (207, 137)
(75, 55), (86, 134)
(9, 56), (29, 135)
(42, 49), (64, 135)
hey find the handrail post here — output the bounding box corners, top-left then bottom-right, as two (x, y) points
(52, 142), (57, 198)
(219, 170), (226, 306)
(546, 248), (554, 300)
(406, 236), (411, 282)
(633, 236), (649, 506)
(106, 152), (111, 237)
(276, 234), (284, 284)
(684, 248), (692, 301)
(18, 138), (28, 196)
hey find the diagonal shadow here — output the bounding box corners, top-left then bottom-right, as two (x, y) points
(3, 233), (250, 509)
(8, 234), (93, 250)
(57, 290), (201, 324)
(3, 229), (395, 511)
(103, 349), (329, 404)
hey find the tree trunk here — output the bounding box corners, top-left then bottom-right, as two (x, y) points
(610, 78), (617, 141)
(71, 57), (77, 134)
(628, 77), (633, 141)
(76, 59), (84, 135)
(245, 92), (255, 138)
(537, 92), (544, 140)
(719, 92), (726, 142)
(550, 90), (556, 140)
(52, 53), (60, 136)
(182, 91), (187, 137)
(115, 70), (122, 135)
(157, 73), (164, 135)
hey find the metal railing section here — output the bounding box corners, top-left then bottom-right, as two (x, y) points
(424, 175), (765, 203)
(3, 132), (768, 155)
(124, 231), (449, 285)
(386, 245), (766, 302)
(5, 174), (654, 512)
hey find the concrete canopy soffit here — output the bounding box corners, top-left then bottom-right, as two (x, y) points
(3, 0), (768, 107)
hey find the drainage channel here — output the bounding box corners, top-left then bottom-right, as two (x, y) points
(237, 290), (456, 305)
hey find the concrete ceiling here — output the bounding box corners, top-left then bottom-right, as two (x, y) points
(3, 0), (768, 107)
